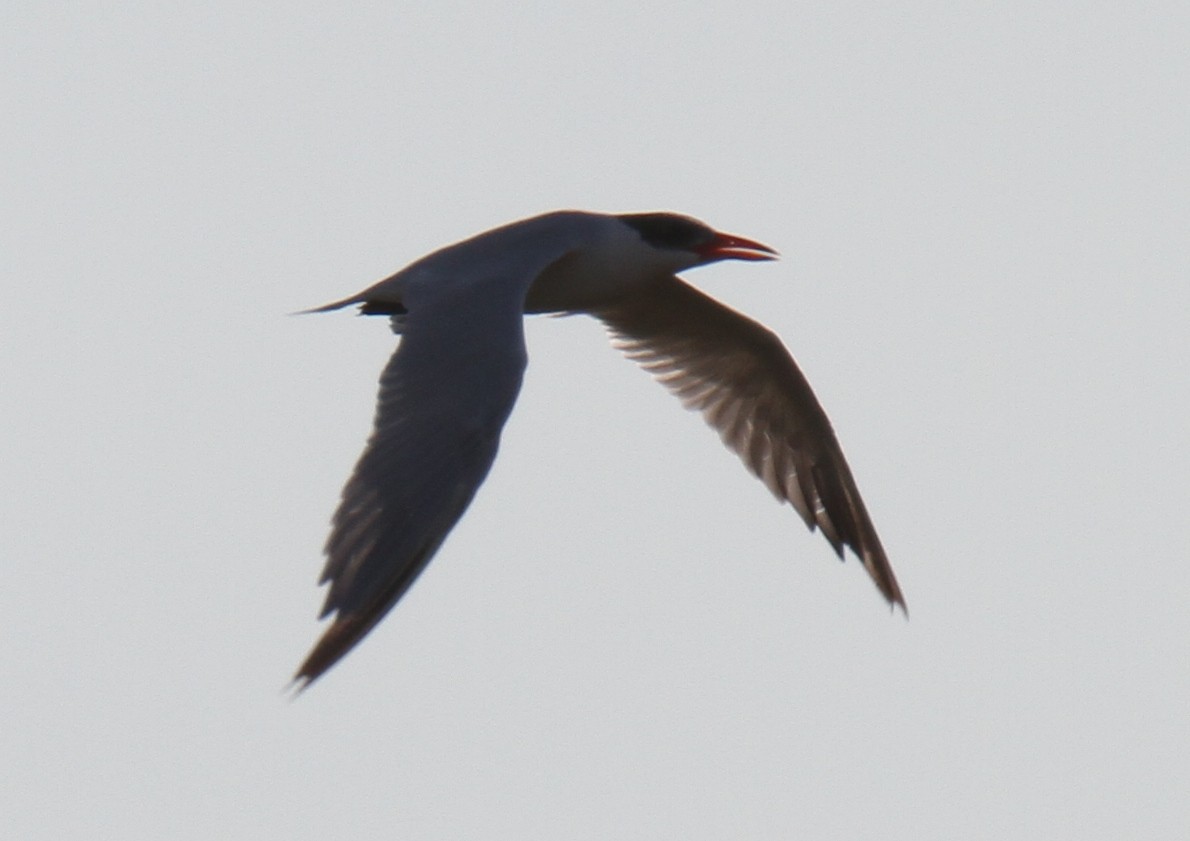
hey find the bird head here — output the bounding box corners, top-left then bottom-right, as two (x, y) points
(523, 210), (779, 314)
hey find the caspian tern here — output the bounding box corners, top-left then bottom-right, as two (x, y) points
(295, 210), (905, 687)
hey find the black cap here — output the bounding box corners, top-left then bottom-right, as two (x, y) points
(618, 212), (716, 252)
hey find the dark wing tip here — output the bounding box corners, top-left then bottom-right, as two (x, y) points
(292, 612), (374, 688)
(883, 573), (909, 616)
(862, 545), (907, 616)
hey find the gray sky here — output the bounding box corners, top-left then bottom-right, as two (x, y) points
(4, 3), (1188, 838)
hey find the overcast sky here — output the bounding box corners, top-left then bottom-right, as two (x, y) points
(4, 3), (1188, 839)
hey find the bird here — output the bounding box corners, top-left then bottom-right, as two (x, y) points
(294, 210), (905, 687)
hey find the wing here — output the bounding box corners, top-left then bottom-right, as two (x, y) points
(595, 277), (905, 610)
(294, 288), (531, 687)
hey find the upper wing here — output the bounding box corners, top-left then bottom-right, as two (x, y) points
(595, 277), (905, 610)
(294, 283), (534, 687)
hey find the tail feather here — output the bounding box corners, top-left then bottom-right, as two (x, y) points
(291, 294), (367, 316)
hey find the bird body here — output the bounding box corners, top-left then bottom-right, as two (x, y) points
(295, 210), (904, 687)
(311, 211), (710, 319)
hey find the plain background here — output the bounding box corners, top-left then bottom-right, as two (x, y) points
(4, 3), (1188, 838)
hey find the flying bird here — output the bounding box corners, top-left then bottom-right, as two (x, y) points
(295, 210), (904, 687)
